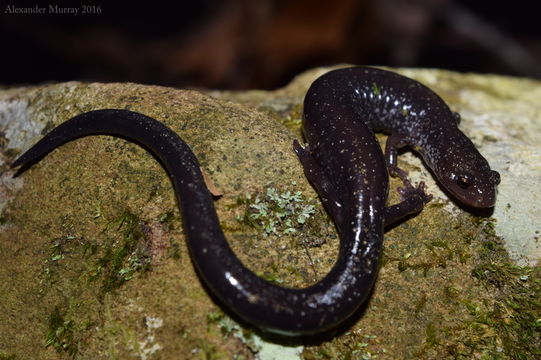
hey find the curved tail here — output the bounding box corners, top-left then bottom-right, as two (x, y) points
(11, 109), (377, 336)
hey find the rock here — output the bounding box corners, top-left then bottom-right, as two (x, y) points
(0, 67), (539, 359)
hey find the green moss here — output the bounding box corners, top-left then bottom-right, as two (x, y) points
(397, 258), (433, 275)
(471, 245), (541, 359)
(303, 331), (385, 359)
(0, 352), (16, 360)
(87, 211), (151, 295)
(257, 262), (285, 285)
(33, 209), (154, 357)
(425, 322), (439, 346)
(280, 103), (303, 131)
(167, 239), (182, 260)
(256, 103), (303, 132)
(412, 218), (541, 359)
(442, 285), (460, 304)
(387, 219), (478, 275)
(414, 292), (428, 313)
(98, 300), (140, 360)
(45, 306), (80, 358)
(158, 211), (175, 224)
(41, 235), (71, 282)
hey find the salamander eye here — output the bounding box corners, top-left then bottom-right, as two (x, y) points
(454, 174), (473, 189)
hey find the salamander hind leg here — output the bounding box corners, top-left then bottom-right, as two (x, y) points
(293, 139), (344, 228)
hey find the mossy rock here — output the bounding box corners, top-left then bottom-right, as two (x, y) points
(0, 67), (539, 359)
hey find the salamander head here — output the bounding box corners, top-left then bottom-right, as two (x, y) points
(436, 149), (500, 208)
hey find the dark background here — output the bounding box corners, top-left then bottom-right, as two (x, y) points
(1, 0), (540, 89)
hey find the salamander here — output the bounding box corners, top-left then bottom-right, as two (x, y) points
(11, 67), (499, 336)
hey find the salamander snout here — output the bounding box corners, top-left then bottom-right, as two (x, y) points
(445, 169), (500, 208)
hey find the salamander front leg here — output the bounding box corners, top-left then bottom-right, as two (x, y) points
(384, 134), (432, 226)
(384, 133), (410, 181)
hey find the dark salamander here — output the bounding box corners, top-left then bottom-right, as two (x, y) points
(11, 67), (499, 336)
